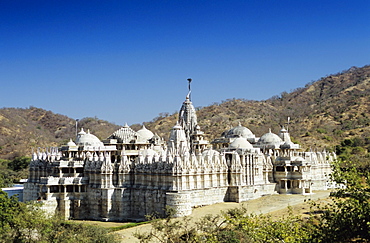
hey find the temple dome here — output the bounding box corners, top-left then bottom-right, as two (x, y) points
(294, 156), (305, 162)
(225, 123), (254, 139)
(202, 149), (220, 157)
(78, 128), (86, 135)
(76, 129), (104, 147)
(67, 139), (77, 147)
(137, 125), (154, 142)
(229, 137), (253, 149)
(280, 127), (288, 133)
(172, 122), (182, 130)
(109, 125), (137, 143)
(259, 130), (282, 146)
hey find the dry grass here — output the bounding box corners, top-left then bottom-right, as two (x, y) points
(72, 220), (132, 228)
(266, 197), (333, 220)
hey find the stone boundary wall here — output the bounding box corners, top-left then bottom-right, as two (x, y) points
(237, 183), (276, 202)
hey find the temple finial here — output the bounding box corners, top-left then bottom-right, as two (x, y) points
(187, 78), (192, 100)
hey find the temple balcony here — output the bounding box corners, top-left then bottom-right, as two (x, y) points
(40, 176), (88, 185)
(50, 160), (85, 167)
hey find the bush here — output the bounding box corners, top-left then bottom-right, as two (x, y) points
(8, 156), (30, 172)
(0, 190), (120, 242)
(316, 128), (327, 134)
(309, 165), (370, 242)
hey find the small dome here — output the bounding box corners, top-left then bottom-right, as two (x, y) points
(78, 128), (86, 135)
(229, 137), (253, 149)
(279, 126), (292, 143)
(137, 125), (154, 142)
(67, 138), (76, 146)
(172, 122), (182, 130)
(225, 122), (255, 139)
(109, 125), (137, 143)
(280, 127), (288, 133)
(76, 129), (104, 147)
(294, 156), (305, 162)
(202, 149), (220, 157)
(259, 130), (282, 146)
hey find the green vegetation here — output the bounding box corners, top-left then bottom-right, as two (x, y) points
(135, 205), (315, 242)
(335, 137), (370, 170)
(0, 156), (30, 188)
(316, 128), (327, 134)
(309, 165), (370, 242)
(7, 156), (30, 172)
(0, 190), (119, 242)
(323, 135), (333, 141)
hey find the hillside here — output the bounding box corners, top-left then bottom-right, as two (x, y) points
(1, 65), (370, 160)
(0, 107), (120, 160)
(268, 66), (370, 146)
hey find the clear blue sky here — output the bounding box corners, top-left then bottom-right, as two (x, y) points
(1, 1), (369, 125)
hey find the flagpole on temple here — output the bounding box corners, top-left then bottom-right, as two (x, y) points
(187, 78), (192, 101)
(75, 119), (79, 137)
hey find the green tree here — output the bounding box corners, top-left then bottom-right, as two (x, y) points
(8, 156), (31, 172)
(134, 206), (311, 243)
(0, 189), (20, 232)
(218, 207), (311, 243)
(0, 159), (13, 188)
(0, 189), (119, 242)
(308, 162), (370, 242)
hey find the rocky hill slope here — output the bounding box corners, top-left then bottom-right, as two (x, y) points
(1, 65), (369, 160)
(0, 108), (119, 159)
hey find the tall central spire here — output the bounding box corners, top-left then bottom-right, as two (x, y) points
(178, 78), (197, 143)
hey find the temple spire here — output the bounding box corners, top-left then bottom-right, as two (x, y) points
(178, 78), (197, 145)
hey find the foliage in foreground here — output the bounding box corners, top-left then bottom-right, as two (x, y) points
(135, 160), (370, 243)
(135, 206), (313, 243)
(0, 156), (30, 188)
(309, 162), (370, 242)
(0, 190), (119, 243)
